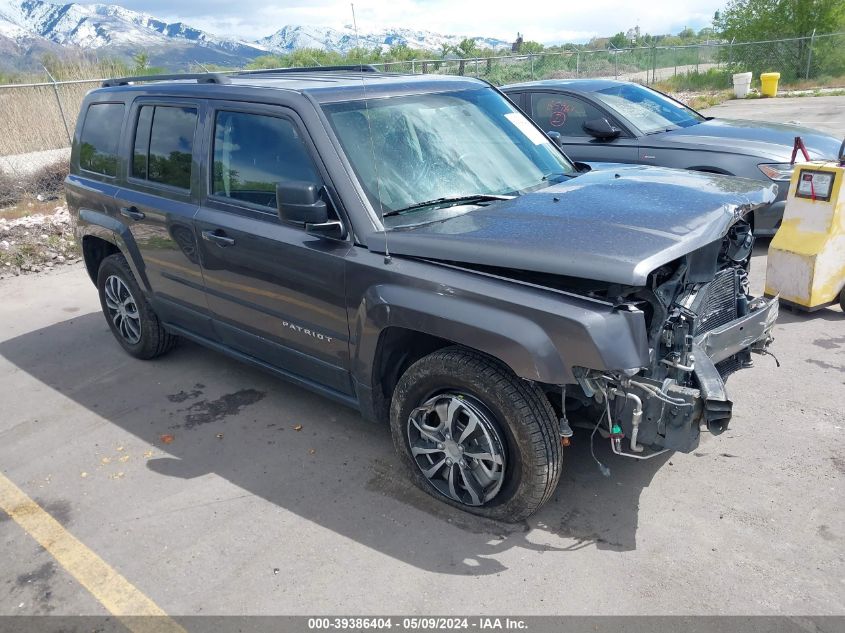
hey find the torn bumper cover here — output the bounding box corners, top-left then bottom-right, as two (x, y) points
(693, 295), (779, 435)
(583, 294), (779, 456)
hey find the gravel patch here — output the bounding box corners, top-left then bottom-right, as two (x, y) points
(0, 205), (80, 278)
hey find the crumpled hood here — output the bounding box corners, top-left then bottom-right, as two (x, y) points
(652, 118), (841, 161)
(371, 165), (777, 286)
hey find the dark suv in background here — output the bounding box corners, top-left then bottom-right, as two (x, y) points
(502, 79), (841, 235)
(68, 68), (778, 521)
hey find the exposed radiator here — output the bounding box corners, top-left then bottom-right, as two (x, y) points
(692, 268), (740, 336)
(691, 268), (745, 380)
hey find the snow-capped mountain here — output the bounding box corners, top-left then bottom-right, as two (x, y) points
(258, 24), (509, 55)
(0, 0), (511, 72)
(0, 0), (264, 53)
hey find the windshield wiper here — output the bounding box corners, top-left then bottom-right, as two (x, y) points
(644, 126), (679, 135)
(542, 171), (575, 181)
(382, 194), (511, 218)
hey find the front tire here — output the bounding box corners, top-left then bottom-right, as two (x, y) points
(389, 347), (562, 522)
(96, 253), (177, 359)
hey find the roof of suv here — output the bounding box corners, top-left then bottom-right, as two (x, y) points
(502, 78), (632, 92)
(95, 70), (487, 104)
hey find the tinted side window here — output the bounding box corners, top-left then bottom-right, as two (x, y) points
(212, 111), (319, 209)
(530, 93), (605, 137)
(80, 103), (124, 176)
(131, 105), (197, 190)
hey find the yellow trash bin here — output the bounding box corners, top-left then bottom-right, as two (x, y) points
(760, 72), (780, 97)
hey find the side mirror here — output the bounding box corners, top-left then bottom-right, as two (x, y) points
(546, 130), (563, 147)
(276, 181), (328, 225)
(583, 118), (621, 140)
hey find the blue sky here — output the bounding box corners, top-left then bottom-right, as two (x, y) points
(105, 0), (727, 42)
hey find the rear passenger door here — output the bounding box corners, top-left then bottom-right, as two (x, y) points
(194, 102), (353, 396)
(527, 91), (638, 164)
(116, 99), (212, 336)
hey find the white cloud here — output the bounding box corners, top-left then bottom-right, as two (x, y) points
(111, 0), (725, 42)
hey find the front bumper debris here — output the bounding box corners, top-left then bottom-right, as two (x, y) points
(693, 295), (779, 435)
(694, 295), (779, 365)
(575, 295), (779, 457)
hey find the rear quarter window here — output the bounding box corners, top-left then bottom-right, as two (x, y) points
(131, 105), (197, 190)
(79, 103), (125, 177)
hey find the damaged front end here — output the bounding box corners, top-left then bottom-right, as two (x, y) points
(567, 217), (778, 458)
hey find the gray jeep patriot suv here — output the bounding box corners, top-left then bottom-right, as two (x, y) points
(67, 67), (779, 521)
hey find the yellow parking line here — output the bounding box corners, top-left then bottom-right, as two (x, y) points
(0, 471), (186, 633)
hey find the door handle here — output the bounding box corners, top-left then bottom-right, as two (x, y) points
(120, 206), (145, 221)
(201, 230), (235, 247)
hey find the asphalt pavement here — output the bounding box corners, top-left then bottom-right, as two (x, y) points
(0, 96), (843, 620)
(702, 94), (845, 137)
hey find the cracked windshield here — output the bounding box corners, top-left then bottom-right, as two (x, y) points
(592, 82), (704, 133)
(323, 88), (574, 223)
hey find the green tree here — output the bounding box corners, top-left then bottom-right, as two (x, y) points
(132, 51), (150, 72)
(456, 38), (478, 58)
(608, 32), (628, 49)
(387, 43), (413, 61)
(455, 38), (478, 75)
(715, 0), (844, 39)
(520, 40), (545, 54)
(585, 36), (609, 50)
(715, 0), (845, 78)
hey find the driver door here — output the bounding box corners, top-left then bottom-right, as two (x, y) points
(194, 101), (354, 395)
(526, 91), (638, 164)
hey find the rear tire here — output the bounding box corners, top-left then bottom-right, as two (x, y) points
(389, 346), (562, 522)
(96, 253), (177, 359)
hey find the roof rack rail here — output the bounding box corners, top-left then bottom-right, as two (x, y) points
(236, 65), (379, 75)
(102, 72), (231, 88)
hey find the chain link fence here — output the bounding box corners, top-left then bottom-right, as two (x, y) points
(374, 32), (845, 85)
(1, 32), (844, 157)
(725, 32), (845, 81)
(0, 78), (100, 156)
(373, 44), (724, 85)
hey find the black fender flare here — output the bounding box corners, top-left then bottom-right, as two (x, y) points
(78, 209), (150, 291)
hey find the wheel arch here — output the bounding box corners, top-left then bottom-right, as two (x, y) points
(81, 235), (120, 284)
(352, 284), (576, 423)
(76, 209), (149, 290)
(368, 327), (455, 423)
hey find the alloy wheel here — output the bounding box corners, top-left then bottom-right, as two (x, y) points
(103, 274), (142, 345)
(407, 393), (506, 506)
